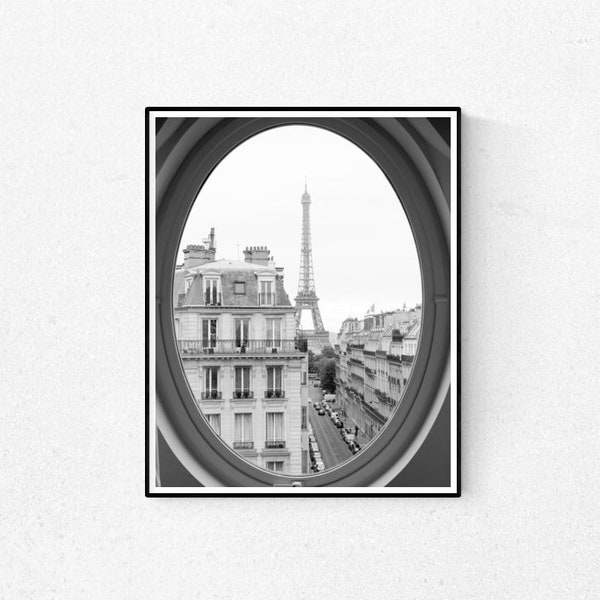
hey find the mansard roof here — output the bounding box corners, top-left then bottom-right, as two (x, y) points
(173, 257), (291, 308)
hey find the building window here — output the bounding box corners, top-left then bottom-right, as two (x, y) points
(234, 281), (245, 294)
(266, 366), (283, 396)
(234, 413), (253, 449)
(259, 280), (274, 305)
(204, 277), (221, 305)
(265, 461), (284, 472)
(266, 318), (281, 349)
(207, 413), (221, 435)
(301, 406), (308, 430)
(184, 277), (193, 294)
(265, 412), (285, 447)
(235, 318), (250, 349)
(234, 366), (251, 397)
(202, 318), (218, 349)
(203, 367), (219, 399)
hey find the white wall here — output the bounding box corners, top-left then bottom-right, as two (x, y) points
(2, 2), (599, 599)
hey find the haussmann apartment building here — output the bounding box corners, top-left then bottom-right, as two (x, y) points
(172, 230), (310, 475)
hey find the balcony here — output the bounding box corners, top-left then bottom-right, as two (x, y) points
(265, 440), (286, 449)
(204, 291), (222, 306)
(258, 292), (275, 306)
(265, 389), (285, 398)
(178, 339), (304, 355)
(233, 390), (254, 399)
(201, 390), (222, 400)
(374, 388), (395, 405)
(233, 441), (254, 450)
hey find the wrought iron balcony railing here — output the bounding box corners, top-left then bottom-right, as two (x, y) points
(265, 440), (286, 449)
(233, 390), (254, 399)
(265, 389), (285, 398)
(204, 291), (222, 306)
(201, 390), (222, 400)
(233, 441), (254, 450)
(178, 339), (304, 355)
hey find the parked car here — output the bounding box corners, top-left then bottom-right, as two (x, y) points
(314, 402), (321, 410)
(318, 408), (325, 415)
(335, 419), (344, 429)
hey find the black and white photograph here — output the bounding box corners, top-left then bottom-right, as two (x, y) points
(148, 109), (459, 494)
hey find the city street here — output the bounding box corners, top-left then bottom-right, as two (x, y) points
(308, 384), (353, 469)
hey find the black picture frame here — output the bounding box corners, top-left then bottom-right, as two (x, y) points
(146, 107), (460, 497)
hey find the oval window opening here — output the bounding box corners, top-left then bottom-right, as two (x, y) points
(172, 124), (422, 477)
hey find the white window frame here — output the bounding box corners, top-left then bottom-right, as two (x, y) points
(201, 318), (218, 348)
(258, 278), (275, 306)
(234, 413), (253, 443)
(206, 413), (221, 436)
(204, 366), (219, 393)
(265, 461), (284, 472)
(266, 366), (283, 392)
(265, 318), (281, 349)
(234, 366), (251, 392)
(203, 276), (221, 305)
(235, 318), (250, 348)
(265, 412), (284, 442)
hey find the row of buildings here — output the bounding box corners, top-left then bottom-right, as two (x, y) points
(173, 230), (311, 475)
(334, 305), (421, 441)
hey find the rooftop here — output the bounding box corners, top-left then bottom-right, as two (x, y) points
(182, 258), (275, 273)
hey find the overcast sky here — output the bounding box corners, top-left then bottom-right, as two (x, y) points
(178, 124), (421, 333)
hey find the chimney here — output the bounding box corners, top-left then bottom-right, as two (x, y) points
(243, 245), (271, 266)
(182, 228), (217, 268)
(183, 245), (216, 268)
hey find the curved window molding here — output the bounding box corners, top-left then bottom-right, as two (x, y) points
(147, 108), (460, 496)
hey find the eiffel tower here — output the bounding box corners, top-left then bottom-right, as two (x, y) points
(295, 181), (330, 352)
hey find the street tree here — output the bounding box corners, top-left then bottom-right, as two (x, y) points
(319, 358), (336, 393)
(321, 345), (336, 359)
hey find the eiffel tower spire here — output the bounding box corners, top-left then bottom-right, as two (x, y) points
(295, 181), (325, 333)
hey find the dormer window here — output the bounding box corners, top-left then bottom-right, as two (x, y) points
(204, 276), (221, 306)
(258, 279), (275, 306)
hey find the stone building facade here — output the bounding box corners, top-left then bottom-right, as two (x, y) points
(334, 306), (421, 441)
(173, 233), (310, 475)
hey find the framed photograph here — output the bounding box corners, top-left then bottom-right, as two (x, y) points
(146, 108), (460, 496)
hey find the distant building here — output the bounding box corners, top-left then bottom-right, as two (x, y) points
(173, 231), (310, 475)
(334, 305), (421, 441)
